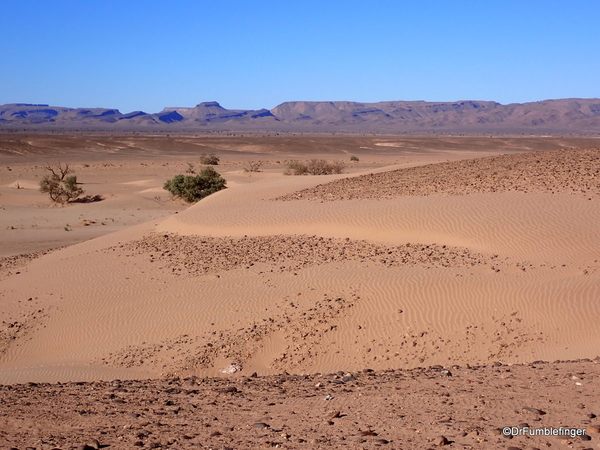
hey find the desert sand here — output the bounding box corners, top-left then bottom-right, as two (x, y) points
(1, 133), (599, 449)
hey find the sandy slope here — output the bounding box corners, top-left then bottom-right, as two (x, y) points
(1, 146), (599, 386)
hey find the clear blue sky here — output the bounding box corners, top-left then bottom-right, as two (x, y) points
(1, 0), (598, 113)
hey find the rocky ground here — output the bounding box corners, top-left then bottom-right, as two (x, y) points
(276, 148), (600, 201)
(117, 234), (510, 276)
(1, 360), (600, 450)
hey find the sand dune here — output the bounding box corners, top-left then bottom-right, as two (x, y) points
(277, 147), (600, 201)
(1, 144), (599, 387)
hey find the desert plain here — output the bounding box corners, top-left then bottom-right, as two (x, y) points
(1, 133), (600, 449)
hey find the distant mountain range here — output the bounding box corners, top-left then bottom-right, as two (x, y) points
(1, 99), (599, 133)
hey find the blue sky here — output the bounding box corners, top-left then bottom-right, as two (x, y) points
(1, 0), (598, 113)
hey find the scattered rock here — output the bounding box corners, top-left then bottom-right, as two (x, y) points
(522, 407), (546, 415)
(432, 435), (449, 446)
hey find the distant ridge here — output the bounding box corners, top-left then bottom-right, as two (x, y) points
(1, 99), (599, 132)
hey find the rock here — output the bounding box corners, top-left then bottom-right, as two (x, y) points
(253, 422), (270, 429)
(432, 435), (449, 445)
(218, 386), (239, 394)
(87, 440), (100, 450)
(522, 407), (546, 415)
(360, 430), (377, 436)
(221, 363), (242, 374)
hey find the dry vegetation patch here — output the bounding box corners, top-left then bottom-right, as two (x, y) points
(277, 147), (600, 201)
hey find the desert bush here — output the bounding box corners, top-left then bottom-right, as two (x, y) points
(350, 155), (359, 162)
(39, 163), (84, 203)
(284, 159), (345, 175)
(44, 162), (73, 180)
(284, 160), (309, 175)
(243, 161), (262, 172)
(163, 166), (226, 203)
(199, 153), (220, 165)
(328, 160), (345, 174)
(306, 159), (331, 175)
(185, 162), (196, 174)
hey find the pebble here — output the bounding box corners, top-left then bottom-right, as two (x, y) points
(218, 386), (239, 394)
(432, 435), (449, 446)
(522, 407), (546, 415)
(361, 430), (377, 436)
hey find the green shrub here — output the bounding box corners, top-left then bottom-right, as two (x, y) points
(199, 153), (220, 165)
(39, 172), (84, 204)
(350, 155), (359, 162)
(163, 166), (226, 203)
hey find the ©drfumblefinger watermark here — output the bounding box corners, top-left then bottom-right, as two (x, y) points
(502, 426), (586, 438)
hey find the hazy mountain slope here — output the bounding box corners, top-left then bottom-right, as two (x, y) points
(1, 98), (599, 132)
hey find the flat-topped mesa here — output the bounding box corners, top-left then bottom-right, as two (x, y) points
(156, 102), (277, 124)
(2, 98), (600, 131)
(196, 101), (223, 108)
(270, 100), (501, 122)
